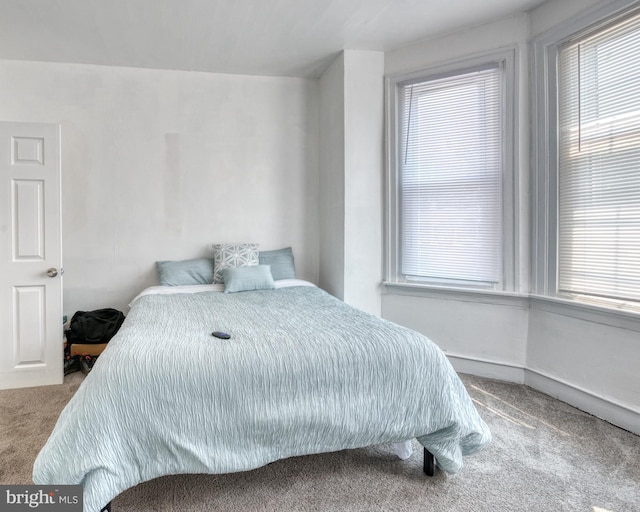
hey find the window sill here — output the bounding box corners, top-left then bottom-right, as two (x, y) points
(382, 281), (529, 307)
(529, 295), (640, 333)
(382, 281), (640, 332)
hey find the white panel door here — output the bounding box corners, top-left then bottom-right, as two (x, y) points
(0, 122), (62, 390)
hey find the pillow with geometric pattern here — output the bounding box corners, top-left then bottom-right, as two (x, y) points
(211, 242), (259, 284)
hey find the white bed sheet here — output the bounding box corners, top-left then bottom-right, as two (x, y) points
(129, 278), (317, 307)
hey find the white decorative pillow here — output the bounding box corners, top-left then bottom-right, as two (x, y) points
(211, 243), (259, 284)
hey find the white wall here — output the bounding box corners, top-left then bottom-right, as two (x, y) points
(382, 0), (640, 434)
(529, 0), (607, 35)
(385, 13), (529, 77)
(318, 53), (346, 300)
(0, 60), (319, 315)
(319, 50), (384, 316)
(343, 50), (384, 316)
(382, 291), (529, 381)
(527, 303), (640, 432)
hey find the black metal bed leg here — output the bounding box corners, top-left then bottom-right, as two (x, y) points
(100, 501), (112, 512)
(423, 448), (436, 476)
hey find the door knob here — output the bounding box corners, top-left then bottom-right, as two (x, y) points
(46, 267), (58, 278)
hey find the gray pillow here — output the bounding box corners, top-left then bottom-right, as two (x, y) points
(222, 265), (276, 293)
(258, 247), (295, 280)
(156, 258), (214, 286)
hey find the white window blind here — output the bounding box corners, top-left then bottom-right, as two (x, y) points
(398, 65), (503, 285)
(557, 12), (640, 306)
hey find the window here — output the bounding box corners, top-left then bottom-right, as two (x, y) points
(386, 52), (514, 290)
(555, 10), (640, 309)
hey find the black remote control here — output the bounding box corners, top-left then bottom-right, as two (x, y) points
(211, 331), (231, 339)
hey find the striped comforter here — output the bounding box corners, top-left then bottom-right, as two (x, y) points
(33, 283), (491, 512)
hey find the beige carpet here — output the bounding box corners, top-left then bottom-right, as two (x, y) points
(1, 372), (639, 511)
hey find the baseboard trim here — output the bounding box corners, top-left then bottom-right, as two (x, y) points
(446, 353), (526, 383)
(446, 354), (640, 436)
(524, 368), (640, 436)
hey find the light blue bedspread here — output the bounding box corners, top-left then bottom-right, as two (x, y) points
(33, 285), (490, 512)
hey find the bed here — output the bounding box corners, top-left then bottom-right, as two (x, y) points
(33, 274), (491, 512)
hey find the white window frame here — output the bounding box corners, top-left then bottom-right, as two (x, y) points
(531, 0), (640, 317)
(384, 49), (516, 293)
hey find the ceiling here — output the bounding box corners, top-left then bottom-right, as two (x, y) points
(0, 0), (547, 78)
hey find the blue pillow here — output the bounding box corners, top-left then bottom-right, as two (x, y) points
(156, 258), (214, 286)
(222, 265), (276, 293)
(258, 247), (295, 280)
